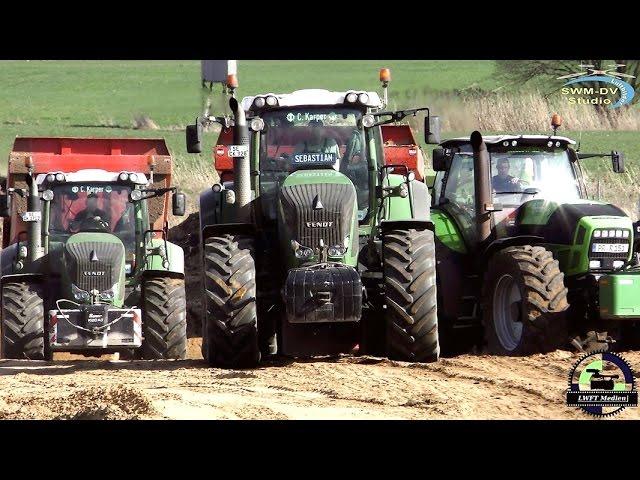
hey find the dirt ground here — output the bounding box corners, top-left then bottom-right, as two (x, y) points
(0, 339), (637, 420)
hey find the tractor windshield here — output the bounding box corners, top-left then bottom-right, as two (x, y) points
(259, 107), (369, 220)
(48, 183), (135, 254)
(490, 149), (580, 206)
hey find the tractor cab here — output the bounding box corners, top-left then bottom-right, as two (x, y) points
(243, 90), (381, 223)
(40, 169), (147, 262)
(432, 135), (584, 243)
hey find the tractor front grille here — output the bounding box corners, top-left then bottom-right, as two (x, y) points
(588, 236), (630, 260)
(279, 183), (356, 250)
(64, 237), (124, 293)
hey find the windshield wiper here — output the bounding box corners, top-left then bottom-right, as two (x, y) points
(495, 191), (538, 195)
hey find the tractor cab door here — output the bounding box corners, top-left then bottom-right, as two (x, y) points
(438, 152), (478, 247)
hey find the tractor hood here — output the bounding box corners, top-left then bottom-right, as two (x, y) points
(502, 198), (634, 275)
(63, 232), (126, 307)
(515, 198), (629, 243)
(277, 169), (359, 267)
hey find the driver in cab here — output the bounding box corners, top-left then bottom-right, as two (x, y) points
(293, 119), (341, 166)
(71, 195), (108, 230)
(492, 158), (523, 193)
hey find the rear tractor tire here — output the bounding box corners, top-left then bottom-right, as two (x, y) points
(141, 277), (188, 360)
(481, 245), (568, 355)
(1, 282), (48, 360)
(383, 228), (440, 362)
(202, 234), (260, 368)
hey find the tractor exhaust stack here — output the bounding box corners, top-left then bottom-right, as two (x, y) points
(25, 163), (43, 263)
(471, 131), (491, 243)
(229, 96), (251, 222)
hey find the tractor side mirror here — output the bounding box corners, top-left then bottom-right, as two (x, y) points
(186, 121), (203, 154)
(172, 191), (186, 216)
(432, 148), (451, 171)
(425, 115), (441, 144)
(0, 193), (11, 217)
(612, 151), (625, 173)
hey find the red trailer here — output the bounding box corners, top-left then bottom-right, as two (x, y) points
(3, 137), (174, 247)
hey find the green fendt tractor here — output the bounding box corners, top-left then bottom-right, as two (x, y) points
(186, 70), (442, 367)
(430, 118), (639, 354)
(0, 137), (188, 360)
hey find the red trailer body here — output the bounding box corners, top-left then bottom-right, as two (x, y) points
(3, 137), (174, 247)
(381, 125), (425, 181)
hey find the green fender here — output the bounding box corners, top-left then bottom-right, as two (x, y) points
(144, 239), (185, 277)
(384, 173), (431, 222)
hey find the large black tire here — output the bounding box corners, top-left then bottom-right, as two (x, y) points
(202, 234), (260, 368)
(1, 282), (48, 360)
(383, 228), (440, 362)
(481, 245), (568, 355)
(141, 277), (187, 359)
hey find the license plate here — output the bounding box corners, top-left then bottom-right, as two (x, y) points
(592, 243), (629, 253)
(227, 145), (249, 158)
(21, 211), (41, 222)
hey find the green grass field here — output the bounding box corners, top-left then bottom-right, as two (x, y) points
(0, 60), (638, 178)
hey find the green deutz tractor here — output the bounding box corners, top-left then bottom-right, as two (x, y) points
(430, 121), (640, 355)
(186, 75), (442, 367)
(0, 137), (188, 360)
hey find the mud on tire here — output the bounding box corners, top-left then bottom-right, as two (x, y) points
(383, 228), (439, 362)
(481, 245), (568, 355)
(202, 234), (260, 368)
(1, 282), (48, 360)
(141, 277), (187, 359)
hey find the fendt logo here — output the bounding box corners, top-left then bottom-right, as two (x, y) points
(558, 64), (636, 109)
(83, 271), (106, 276)
(306, 221), (333, 228)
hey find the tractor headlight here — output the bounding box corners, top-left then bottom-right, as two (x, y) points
(613, 260), (625, 269)
(55, 173), (65, 182)
(623, 230), (630, 238)
(589, 260), (602, 269)
(119, 172), (129, 182)
(71, 284), (90, 301)
(46, 173), (56, 183)
(42, 189), (54, 201)
(600, 230), (609, 238)
(295, 247), (314, 259)
(593, 230), (601, 238)
(253, 97), (266, 108)
(362, 114), (375, 128)
(128, 173), (138, 182)
(250, 117), (265, 132)
(358, 93), (369, 104)
(328, 245), (347, 257)
(345, 92), (358, 103)
(100, 283), (118, 301)
(130, 189), (143, 201)
(265, 95), (278, 107)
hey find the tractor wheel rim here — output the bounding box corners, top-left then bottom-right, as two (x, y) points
(493, 274), (523, 351)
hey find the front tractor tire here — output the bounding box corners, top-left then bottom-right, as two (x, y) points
(1, 282), (48, 360)
(141, 277), (188, 359)
(383, 228), (440, 362)
(202, 234), (260, 368)
(481, 245), (568, 355)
